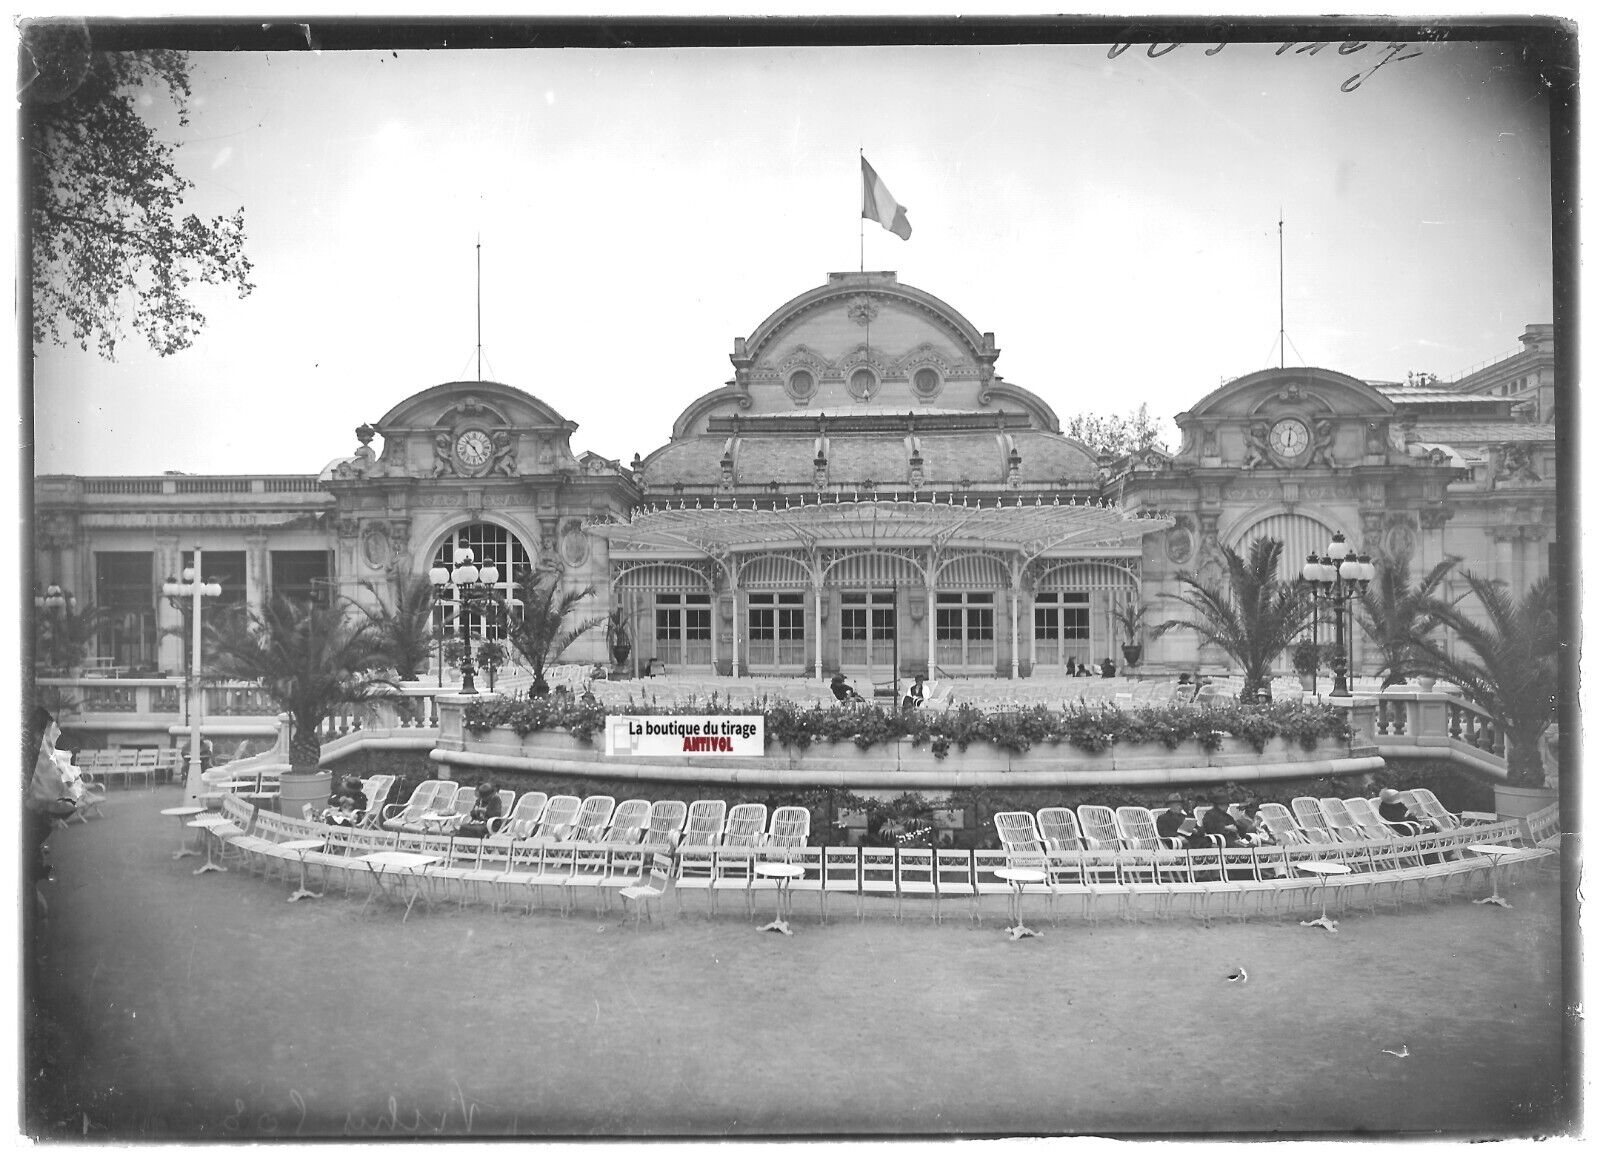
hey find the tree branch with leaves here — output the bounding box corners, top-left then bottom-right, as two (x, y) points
(505, 564), (606, 698)
(22, 24), (253, 358)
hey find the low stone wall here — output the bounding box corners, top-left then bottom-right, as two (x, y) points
(431, 722), (1381, 790)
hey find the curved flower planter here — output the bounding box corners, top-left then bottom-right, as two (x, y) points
(434, 723), (1374, 790)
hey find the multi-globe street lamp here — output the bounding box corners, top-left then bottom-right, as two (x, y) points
(429, 548), (501, 696)
(1300, 532), (1377, 699)
(163, 551), (223, 803)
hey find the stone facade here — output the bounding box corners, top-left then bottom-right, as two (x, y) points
(32, 272), (1557, 683)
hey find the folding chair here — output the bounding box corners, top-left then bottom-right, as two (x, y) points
(858, 847), (899, 920)
(673, 846), (718, 918)
(819, 846), (861, 923)
(894, 847), (937, 922)
(933, 849), (978, 925)
(710, 847), (756, 919)
(619, 853), (674, 927)
(564, 843), (615, 916)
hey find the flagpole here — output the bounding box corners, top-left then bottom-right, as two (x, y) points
(1277, 211), (1284, 369)
(858, 147), (864, 273)
(476, 234), (483, 381)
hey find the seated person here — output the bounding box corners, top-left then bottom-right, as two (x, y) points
(1200, 798), (1240, 844)
(1173, 818), (1212, 850)
(1154, 794), (1190, 840)
(320, 778), (368, 826)
(830, 672), (864, 703)
(1100, 657), (1117, 678)
(901, 676), (926, 711)
(1075, 662), (1091, 677)
(456, 781), (506, 839)
(1230, 801), (1265, 844)
(1377, 787), (1434, 834)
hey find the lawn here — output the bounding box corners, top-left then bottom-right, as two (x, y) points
(22, 786), (1574, 1140)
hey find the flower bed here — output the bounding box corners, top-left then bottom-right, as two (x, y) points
(459, 694), (1352, 759)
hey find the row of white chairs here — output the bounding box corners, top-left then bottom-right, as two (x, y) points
(195, 793), (1553, 929)
(74, 747), (184, 790)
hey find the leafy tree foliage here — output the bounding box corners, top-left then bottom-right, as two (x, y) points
(1154, 537), (1313, 703)
(23, 23), (253, 358)
(1063, 403), (1170, 456)
(505, 565), (606, 697)
(1355, 550), (1460, 687)
(1408, 575), (1560, 788)
(360, 568), (438, 682)
(204, 596), (398, 772)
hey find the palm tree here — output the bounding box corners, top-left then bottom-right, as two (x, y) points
(505, 563), (606, 697)
(1153, 536), (1313, 703)
(1408, 574), (1559, 787)
(1355, 550), (1460, 687)
(204, 595), (399, 772)
(360, 566), (437, 681)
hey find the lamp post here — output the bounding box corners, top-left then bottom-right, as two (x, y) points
(1300, 532), (1376, 699)
(34, 584), (71, 669)
(429, 548), (501, 696)
(162, 550), (222, 803)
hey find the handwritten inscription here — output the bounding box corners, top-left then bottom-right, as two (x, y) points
(1108, 33), (1425, 92)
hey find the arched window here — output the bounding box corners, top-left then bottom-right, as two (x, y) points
(430, 522), (532, 641)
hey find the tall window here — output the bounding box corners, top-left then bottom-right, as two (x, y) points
(429, 523), (531, 642)
(180, 551), (246, 666)
(270, 550), (332, 606)
(95, 552), (156, 669)
(748, 593), (806, 670)
(654, 593), (712, 668)
(840, 591), (895, 669)
(1033, 590), (1091, 671)
(936, 591), (994, 670)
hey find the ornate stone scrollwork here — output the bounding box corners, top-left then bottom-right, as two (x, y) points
(1242, 421), (1271, 470)
(1308, 419), (1338, 469)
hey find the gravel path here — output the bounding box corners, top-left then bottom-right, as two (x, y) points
(23, 786), (1572, 1139)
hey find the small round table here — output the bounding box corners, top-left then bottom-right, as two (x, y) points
(186, 816), (228, 875)
(753, 862), (805, 935)
(362, 851), (440, 922)
(994, 866), (1047, 940)
(1468, 844), (1523, 909)
(160, 805), (207, 859)
(1294, 861), (1351, 932)
(281, 838), (327, 902)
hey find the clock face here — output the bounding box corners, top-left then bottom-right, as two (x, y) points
(1268, 418), (1310, 459)
(455, 429), (493, 468)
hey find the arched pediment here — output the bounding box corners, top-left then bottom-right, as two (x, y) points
(376, 380), (577, 434)
(1179, 367), (1397, 422)
(739, 273), (997, 371)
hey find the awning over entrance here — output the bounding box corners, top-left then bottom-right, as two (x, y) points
(588, 498), (1172, 563)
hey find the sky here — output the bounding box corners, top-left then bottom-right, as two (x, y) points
(27, 24), (1559, 478)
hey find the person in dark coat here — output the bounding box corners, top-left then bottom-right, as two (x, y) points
(1100, 657), (1117, 678)
(1378, 787), (1434, 834)
(456, 781), (506, 838)
(1155, 794), (1190, 840)
(830, 673), (863, 703)
(1201, 799), (1241, 845)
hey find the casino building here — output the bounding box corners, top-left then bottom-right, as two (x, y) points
(33, 272), (1557, 686)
